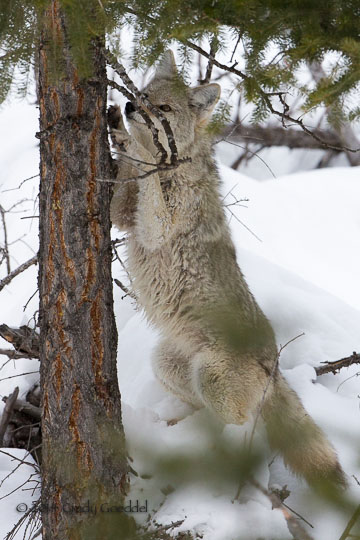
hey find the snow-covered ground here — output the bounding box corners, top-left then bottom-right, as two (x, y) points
(0, 94), (360, 540)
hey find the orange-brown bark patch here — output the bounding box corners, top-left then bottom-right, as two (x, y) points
(90, 291), (108, 406)
(76, 86), (84, 117)
(87, 98), (101, 252)
(54, 353), (62, 407)
(79, 247), (96, 304)
(51, 142), (76, 282)
(69, 385), (93, 471)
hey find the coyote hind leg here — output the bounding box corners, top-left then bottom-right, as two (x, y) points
(152, 339), (203, 409)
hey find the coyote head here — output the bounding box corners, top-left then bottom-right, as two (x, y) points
(125, 50), (221, 159)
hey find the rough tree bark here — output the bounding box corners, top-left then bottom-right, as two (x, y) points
(37, 1), (132, 538)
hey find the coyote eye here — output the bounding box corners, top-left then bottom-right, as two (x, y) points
(159, 104), (172, 112)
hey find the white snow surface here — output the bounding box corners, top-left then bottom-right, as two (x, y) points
(0, 99), (359, 539)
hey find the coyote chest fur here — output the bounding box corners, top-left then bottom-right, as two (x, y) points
(109, 51), (345, 487)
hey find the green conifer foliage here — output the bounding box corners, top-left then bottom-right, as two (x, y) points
(0, 1), (359, 120)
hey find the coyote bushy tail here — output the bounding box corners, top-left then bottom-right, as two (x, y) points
(263, 375), (346, 487)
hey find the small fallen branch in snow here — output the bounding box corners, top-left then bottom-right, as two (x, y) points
(315, 351), (360, 376)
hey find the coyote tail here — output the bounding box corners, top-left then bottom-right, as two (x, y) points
(263, 375), (346, 487)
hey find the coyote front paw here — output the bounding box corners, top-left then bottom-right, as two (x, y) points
(107, 105), (130, 150)
(107, 104), (125, 129)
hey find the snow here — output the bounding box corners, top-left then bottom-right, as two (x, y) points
(1, 97), (360, 540)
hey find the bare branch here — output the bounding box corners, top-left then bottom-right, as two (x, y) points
(0, 204), (11, 274)
(0, 255), (38, 293)
(106, 50), (181, 165)
(1, 174), (39, 193)
(107, 79), (168, 164)
(221, 122), (347, 152)
(0, 372), (39, 383)
(200, 38), (217, 85)
(97, 156), (191, 185)
(230, 32), (242, 63)
(220, 137), (277, 178)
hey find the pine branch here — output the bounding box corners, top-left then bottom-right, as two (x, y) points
(182, 41), (360, 155)
(122, 6), (360, 153)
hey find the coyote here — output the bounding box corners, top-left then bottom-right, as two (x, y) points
(108, 51), (345, 487)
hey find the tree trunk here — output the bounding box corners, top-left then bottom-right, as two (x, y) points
(37, 2), (132, 538)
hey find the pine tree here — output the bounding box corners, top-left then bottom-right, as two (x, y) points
(1, 1), (133, 539)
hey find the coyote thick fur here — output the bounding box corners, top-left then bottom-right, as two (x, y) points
(109, 51), (345, 487)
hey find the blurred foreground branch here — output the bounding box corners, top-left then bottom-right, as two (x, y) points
(251, 478), (314, 540)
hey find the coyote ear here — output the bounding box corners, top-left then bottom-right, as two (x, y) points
(154, 50), (177, 80)
(189, 83), (221, 123)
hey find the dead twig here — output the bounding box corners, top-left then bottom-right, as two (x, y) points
(1, 174), (39, 193)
